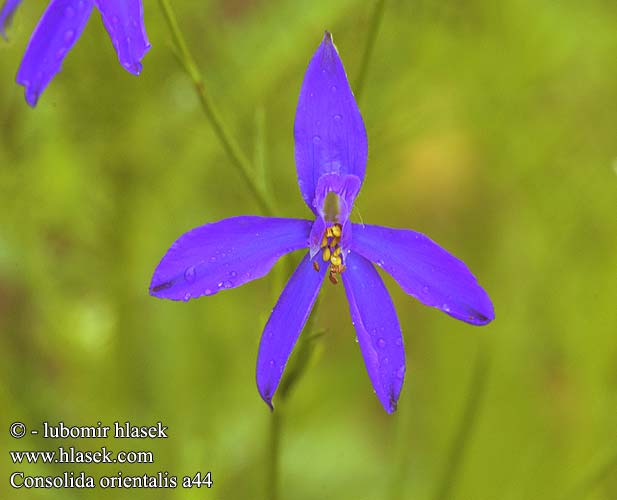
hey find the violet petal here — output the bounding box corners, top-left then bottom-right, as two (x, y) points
(294, 32), (367, 212)
(0, 0), (22, 39)
(351, 223), (495, 325)
(150, 216), (312, 302)
(256, 253), (326, 409)
(94, 0), (150, 75)
(342, 252), (405, 413)
(16, 0), (94, 107)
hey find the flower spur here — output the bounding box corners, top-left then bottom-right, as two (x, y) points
(0, 0), (150, 106)
(149, 32), (494, 413)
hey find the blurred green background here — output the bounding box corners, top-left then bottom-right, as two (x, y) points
(1, 0), (617, 499)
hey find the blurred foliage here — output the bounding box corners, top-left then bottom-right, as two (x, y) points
(1, 0), (617, 499)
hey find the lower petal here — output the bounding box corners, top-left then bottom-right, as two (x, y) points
(94, 0), (150, 75)
(351, 223), (494, 325)
(16, 0), (94, 107)
(150, 216), (312, 301)
(342, 252), (405, 413)
(256, 253), (326, 409)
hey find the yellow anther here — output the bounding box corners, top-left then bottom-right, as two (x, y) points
(333, 247), (342, 256)
(313, 261), (320, 272)
(330, 254), (342, 266)
(322, 247), (332, 262)
(331, 225), (341, 237)
(321, 236), (328, 248)
(326, 227), (334, 238)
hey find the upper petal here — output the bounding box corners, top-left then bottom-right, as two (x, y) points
(294, 32), (368, 212)
(342, 252), (405, 413)
(351, 224), (495, 325)
(256, 252), (327, 409)
(150, 216), (312, 302)
(16, 0), (94, 107)
(94, 0), (150, 75)
(0, 0), (23, 39)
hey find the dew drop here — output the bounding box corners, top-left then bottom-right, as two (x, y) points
(396, 365), (405, 380)
(204, 288), (212, 295)
(312, 135), (321, 144)
(229, 271), (237, 278)
(55, 48), (67, 60)
(422, 285), (430, 294)
(182, 292), (191, 302)
(217, 281), (224, 288)
(331, 85), (337, 92)
(383, 357), (390, 365)
(222, 280), (233, 289)
(209, 256), (217, 263)
(268, 359), (275, 367)
(377, 338), (386, 349)
(64, 6), (75, 18)
(64, 30), (75, 43)
(184, 266), (196, 283)
(333, 114), (342, 121)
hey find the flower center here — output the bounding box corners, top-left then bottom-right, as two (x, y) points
(312, 223), (345, 284)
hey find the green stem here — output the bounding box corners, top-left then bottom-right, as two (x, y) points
(432, 346), (490, 500)
(355, 0), (387, 101)
(268, 409), (281, 500)
(157, 0), (276, 216)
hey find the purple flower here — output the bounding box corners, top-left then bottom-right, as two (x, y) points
(1, 0), (150, 106)
(149, 32), (495, 413)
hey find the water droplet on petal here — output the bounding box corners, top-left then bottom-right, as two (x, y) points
(383, 357), (390, 365)
(333, 113), (342, 121)
(229, 271), (237, 278)
(312, 135), (321, 144)
(331, 85), (337, 92)
(217, 281), (223, 288)
(223, 280), (232, 289)
(184, 266), (196, 283)
(209, 256), (216, 263)
(268, 359), (275, 367)
(396, 366), (405, 380)
(64, 6), (75, 18)
(377, 338), (386, 349)
(204, 288), (212, 295)
(55, 48), (67, 60)
(64, 30), (75, 43)
(183, 292), (191, 302)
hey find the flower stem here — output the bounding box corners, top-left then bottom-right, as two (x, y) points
(432, 345), (490, 500)
(354, 0), (387, 101)
(268, 409), (281, 500)
(157, 0), (276, 216)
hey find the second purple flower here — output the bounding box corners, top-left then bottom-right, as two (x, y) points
(0, 0), (150, 106)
